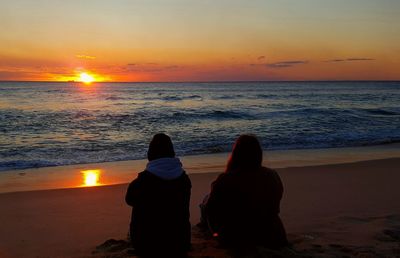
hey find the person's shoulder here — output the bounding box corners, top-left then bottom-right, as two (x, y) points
(211, 172), (231, 188)
(179, 170), (192, 184)
(259, 166), (282, 179)
(214, 172), (230, 182)
(259, 166), (283, 185)
(129, 170), (149, 185)
(260, 166), (278, 174)
(137, 170), (150, 179)
(185, 171), (193, 188)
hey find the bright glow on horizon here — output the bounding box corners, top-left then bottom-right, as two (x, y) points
(81, 169), (101, 187)
(54, 71), (109, 83)
(78, 72), (95, 84)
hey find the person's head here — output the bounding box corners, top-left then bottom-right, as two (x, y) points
(147, 133), (175, 161)
(225, 134), (263, 173)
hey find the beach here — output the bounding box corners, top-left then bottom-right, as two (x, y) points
(2, 0), (400, 256)
(1, 149), (400, 257)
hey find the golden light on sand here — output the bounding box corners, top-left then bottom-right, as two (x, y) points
(81, 169), (101, 187)
(78, 72), (95, 84)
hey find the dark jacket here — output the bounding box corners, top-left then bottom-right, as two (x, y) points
(125, 170), (192, 256)
(205, 167), (288, 249)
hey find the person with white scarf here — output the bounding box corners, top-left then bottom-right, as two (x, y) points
(125, 133), (191, 257)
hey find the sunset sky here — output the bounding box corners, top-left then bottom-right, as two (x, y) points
(0, 0), (399, 81)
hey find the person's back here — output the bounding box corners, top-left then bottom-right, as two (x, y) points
(203, 135), (288, 249)
(125, 134), (191, 257)
(206, 167), (287, 248)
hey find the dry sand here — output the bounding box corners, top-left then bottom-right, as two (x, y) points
(1, 158), (400, 257)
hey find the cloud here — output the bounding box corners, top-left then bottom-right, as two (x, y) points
(257, 56), (266, 61)
(267, 60), (308, 68)
(0, 65), (73, 81)
(76, 54), (96, 60)
(326, 58), (375, 63)
(249, 60), (308, 68)
(165, 65), (179, 69)
(124, 63), (180, 73)
(126, 62), (159, 66)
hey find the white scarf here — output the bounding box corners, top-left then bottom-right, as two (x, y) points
(146, 157), (183, 180)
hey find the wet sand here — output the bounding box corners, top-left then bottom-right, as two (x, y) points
(1, 143), (400, 194)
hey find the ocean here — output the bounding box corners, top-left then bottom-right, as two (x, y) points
(1, 81), (399, 171)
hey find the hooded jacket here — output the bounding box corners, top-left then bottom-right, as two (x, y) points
(125, 158), (191, 256)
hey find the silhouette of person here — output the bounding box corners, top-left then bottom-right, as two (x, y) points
(125, 133), (191, 257)
(200, 135), (288, 250)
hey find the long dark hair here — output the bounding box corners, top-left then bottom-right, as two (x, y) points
(225, 134), (263, 173)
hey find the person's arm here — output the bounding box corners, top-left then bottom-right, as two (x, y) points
(184, 173), (192, 250)
(125, 177), (141, 207)
(272, 170), (284, 213)
(205, 174), (227, 235)
(274, 170), (284, 200)
(185, 173), (192, 209)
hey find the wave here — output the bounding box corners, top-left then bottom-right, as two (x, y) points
(212, 94), (244, 100)
(2, 137), (400, 172)
(162, 96), (183, 101)
(170, 110), (254, 120)
(186, 95), (203, 100)
(163, 95), (203, 101)
(261, 107), (400, 118)
(105, 96), (131, 101)
(360, 138), (400, 146)
(0, 160), (60, 171)
(139, 94), (204, 102)
(361, 108), (400, 116)
(1, 81), (400, 171)
(257, 94), (278, 99)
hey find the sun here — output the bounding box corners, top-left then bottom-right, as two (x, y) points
(79, 72), (95, 84)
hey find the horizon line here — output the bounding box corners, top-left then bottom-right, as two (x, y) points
(0, 79), (399, 83)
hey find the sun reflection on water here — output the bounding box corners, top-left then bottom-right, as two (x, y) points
(81, 169), (101, 187)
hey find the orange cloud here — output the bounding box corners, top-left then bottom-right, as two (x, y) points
(76, 54), (96, 60)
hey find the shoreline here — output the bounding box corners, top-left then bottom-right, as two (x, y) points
(1, 157), (400, 257)
(1, 143), (399, 194)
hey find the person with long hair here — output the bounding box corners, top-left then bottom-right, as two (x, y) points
(125, 133), (191, 257)
(201, 134), (288, 249)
